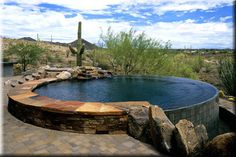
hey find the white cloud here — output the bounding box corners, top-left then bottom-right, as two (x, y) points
(184, 19), (196, 23)
(220, 16), (232, 22)
(139, 21), (233, 48)
(4, 0), (233, 14)
(152, 0), (233, 15)
(1, 0), (234, 48)
(1, 4), (132, 43)
(4, 0), (126, 11)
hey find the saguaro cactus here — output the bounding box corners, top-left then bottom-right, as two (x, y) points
(69, 21), (85, 66)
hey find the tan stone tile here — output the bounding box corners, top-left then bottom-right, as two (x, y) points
(10, 92), (38, 100)
(76, 102), (103, 112)
(43, 101), (84, 112)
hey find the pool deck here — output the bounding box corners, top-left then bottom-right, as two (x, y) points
(219, 98), (235, 115)
(2, 76), (167, 156)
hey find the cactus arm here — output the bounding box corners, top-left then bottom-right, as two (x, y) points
(79, 44), (85, 55)
(69, 45), (78, 54)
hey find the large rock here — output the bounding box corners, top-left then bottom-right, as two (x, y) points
(46, 72), (59, 78)
(195, 124), (208, 147)
(204, 132), (236, 157)
(32, 73), (41, 79)
(4, 80), (11, 86)
(174, 119), (202, 157)
(10, 80), (18, 87)
(18, 78), (25, 84)
(128, 106), (152, 143)
(56, 71), (71, 80)
(39, 65), (50, 70)
(24, 75), (34, 81)
(149, 106), (175, 153)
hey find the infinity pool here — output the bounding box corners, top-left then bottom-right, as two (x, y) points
(34, 76), (218, 110)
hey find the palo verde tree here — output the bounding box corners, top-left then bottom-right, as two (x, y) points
(69, 21), (85, 66)
(100, 28), (171, 75)
(5, 42), (45, 71)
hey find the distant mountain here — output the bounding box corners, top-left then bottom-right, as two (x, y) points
(70, 39), (98, 50)
(19, 37), (36, 41)
(17, 37), (98, 50)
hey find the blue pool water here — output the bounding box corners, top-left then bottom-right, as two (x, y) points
(34, 76), (218, 110)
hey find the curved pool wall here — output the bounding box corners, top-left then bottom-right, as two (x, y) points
(33, 76), (219, 136)
(8, 76), (219, 136)
(165, 96), (219, 138)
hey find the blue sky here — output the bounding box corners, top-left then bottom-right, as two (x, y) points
(1, 0), (234, 48)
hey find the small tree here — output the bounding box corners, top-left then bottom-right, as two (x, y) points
(100, 28), (171, 75)
(5, 42), (45, 71)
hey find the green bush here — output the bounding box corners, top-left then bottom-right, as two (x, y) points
(191, 55), (204, 73)
(5, 42), (45, 71)
(218, 58), (235, 96)
(157, 53), (198, 79)
(100, 28), (171, 75)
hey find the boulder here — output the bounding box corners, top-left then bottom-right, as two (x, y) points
(37, 69), (47, 78)
(4, 80), (11, 86)
(149, 106), (175, 153)
(204, 132), (236, 157)
(18, 79), (25, 84)
(98, 69), (107, 74)
(174, 119), (201, 157)
(24, 75), (34, 81)
(128, 106), (152, 143)
(32, 73), (41, 79)
(83, 66), (97, 71)
(71, 71), (79, 78)
(195, 124), (208, 147)
(56, 71), (71, 80)
(10, 80), (18, 87)
(39, 65), (50, 70)
(46, 72), (59, 78)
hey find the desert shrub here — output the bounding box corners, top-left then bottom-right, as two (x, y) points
(204, 62), (213, 73)
(158, 53), (198, 79)
(87, 49), (111, 70)
(190, 55), (204, 73)
(4, 42), (45, 71)
(13, 63), (22, 75)
(100, 28), (171, 75)
(218, 58), (235, 96)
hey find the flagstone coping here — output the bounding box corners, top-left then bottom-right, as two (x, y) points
(8, 78), (150, 116)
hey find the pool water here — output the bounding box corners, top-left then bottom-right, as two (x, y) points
(34, 76), (218, 110)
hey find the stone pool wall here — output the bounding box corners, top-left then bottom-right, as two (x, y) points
(8, 97), (128, 134)
(165, 95), (219, 137)
(7, 77), (128, 134)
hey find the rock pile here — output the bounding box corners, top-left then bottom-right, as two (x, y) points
(149, 106), (175, 153)
(173, 119), (208, 157)
(5, 65), (112, 88)
(128, 105), (209, 157)
(128, 106), (151, 143)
